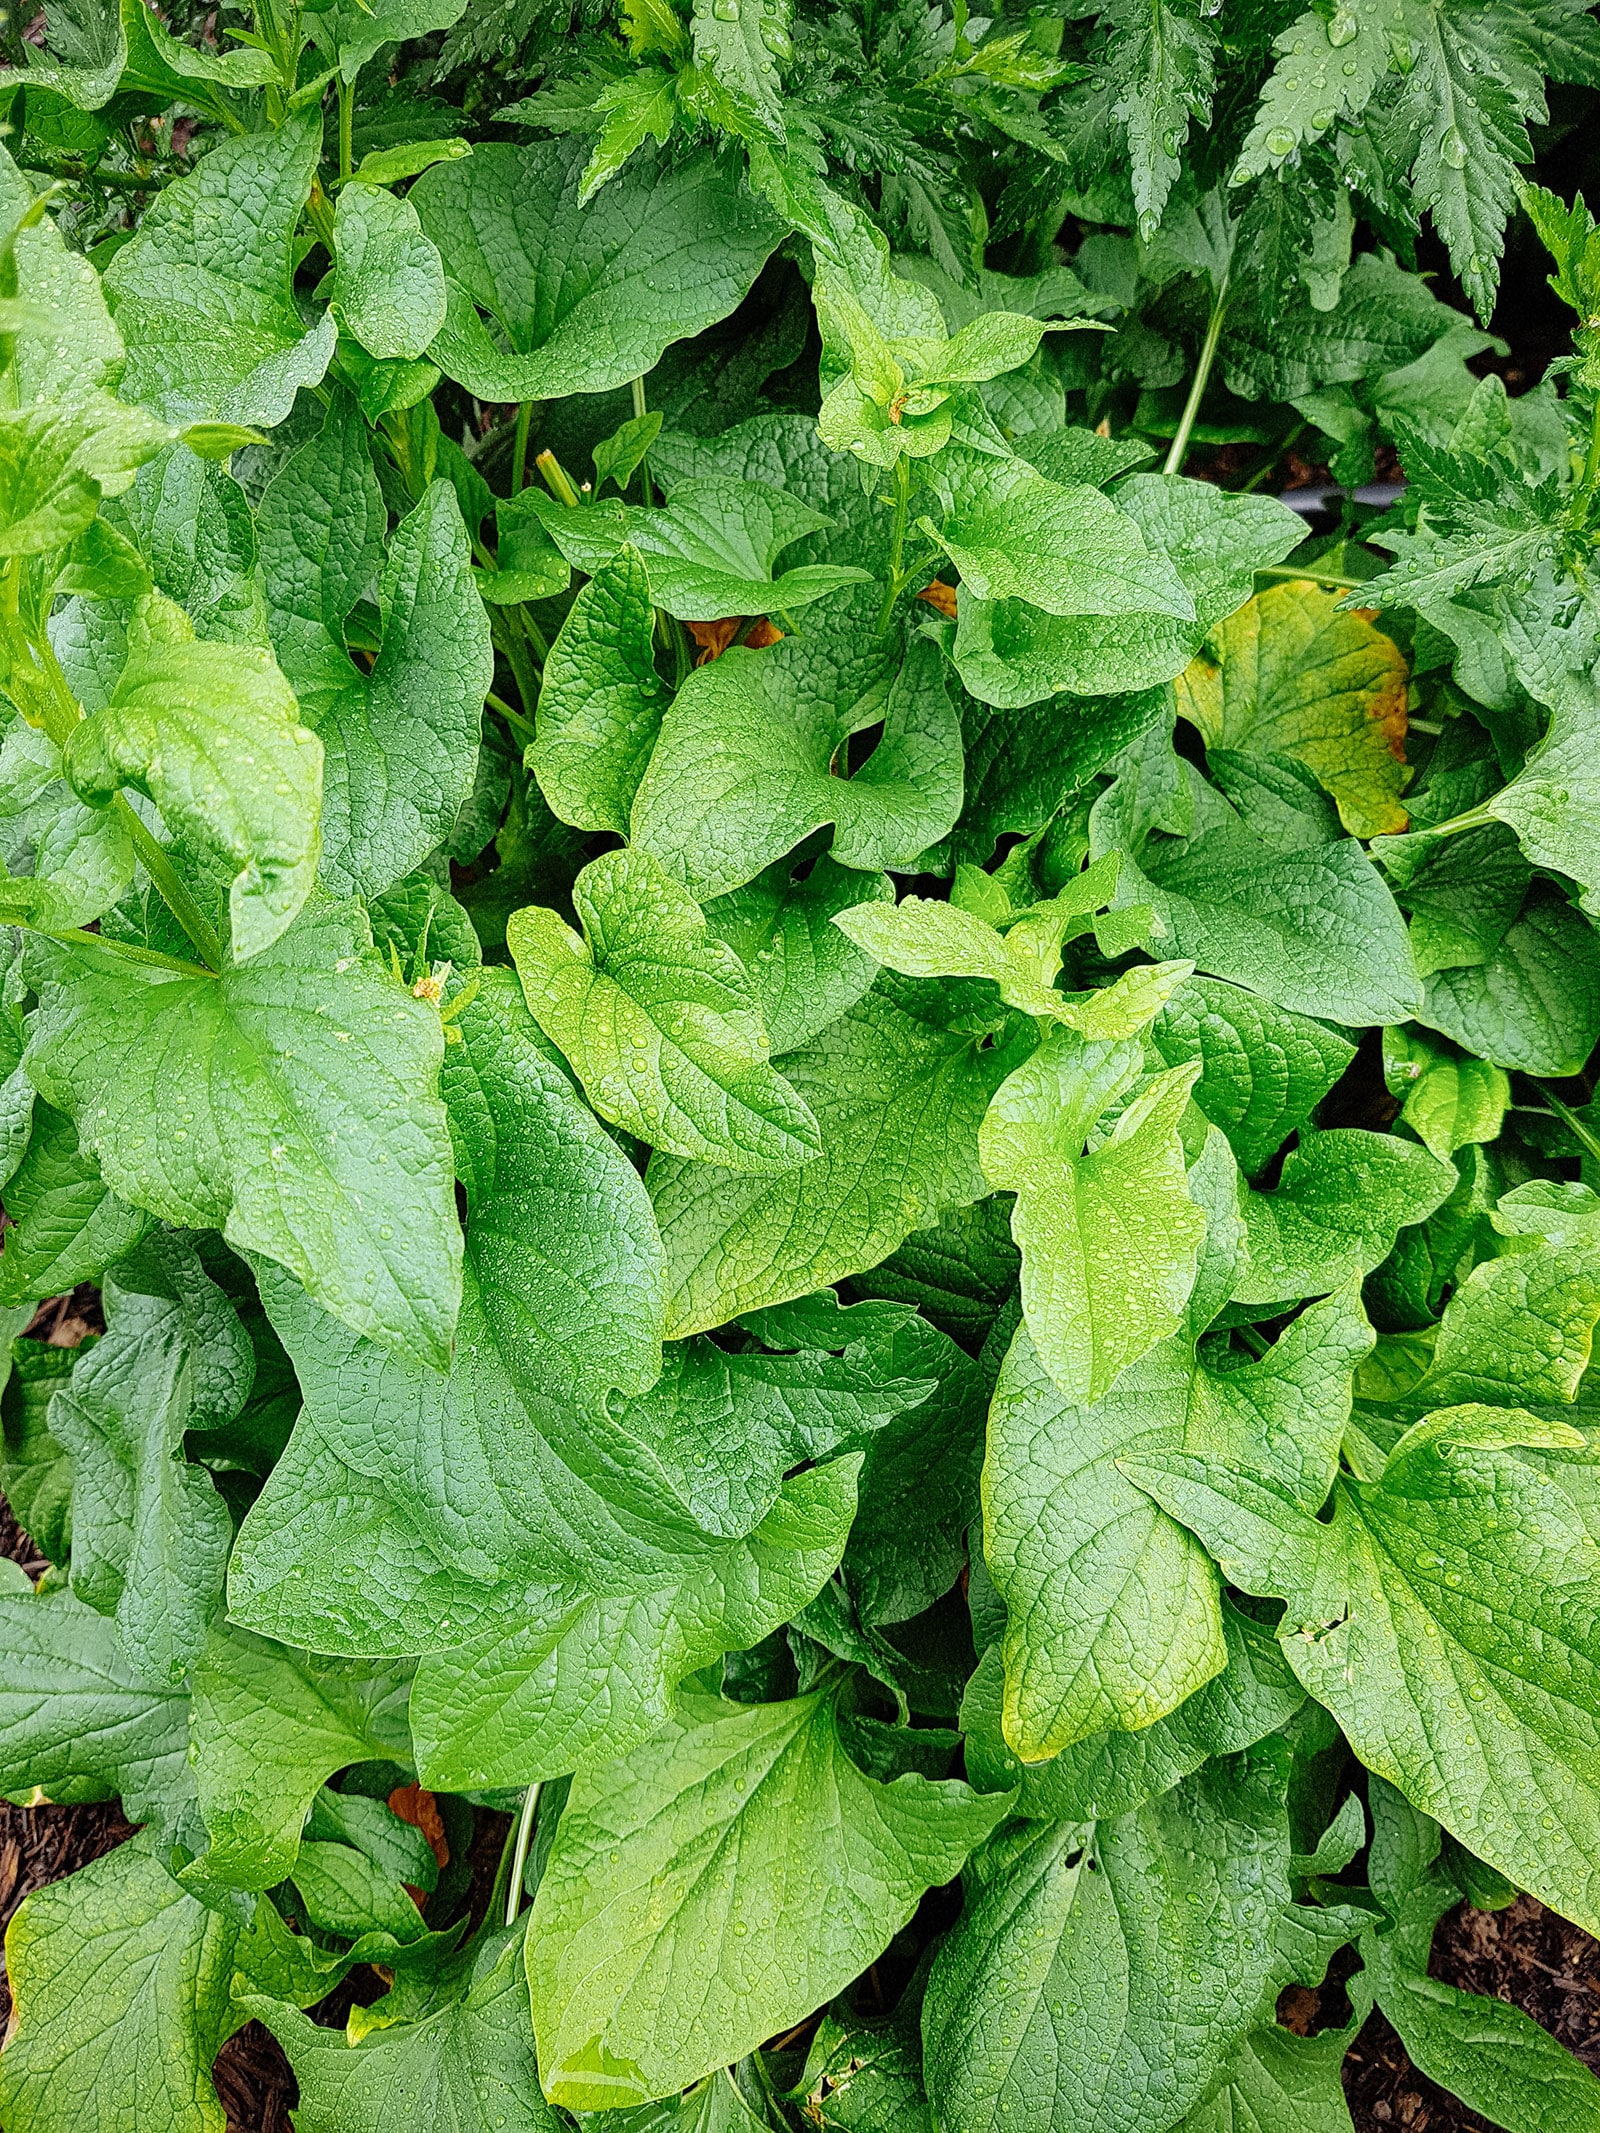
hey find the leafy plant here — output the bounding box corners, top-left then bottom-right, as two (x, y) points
(3, 3), (1600, 2131)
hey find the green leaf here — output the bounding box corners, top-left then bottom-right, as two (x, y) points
(1175, 2021), (1357, 2133)
(1106, 817), (1423, 1027)
(64, 591), (323, 960)
(1125, 1406), (1600, 1935)
(48, 1234), (247, 1685)
(0, 1833), (250, 2133)
(1174, 582), (1412, 838)
(983, 1148), (1373, 1754)
(1482, 690), (1600, 922)
(0, 1097), (151, 1306)
(1391, 1241), (1600, 1414)
(1234, 0), (1403, 182)
(691, 0), (789, 141)
(922, 1753), (1292, 2133)
(104, 110), (337, 425)
(1419, 891), (1600, 1075)
(527, 477), (870, 621)
(257, 392), (493, 901)
(1103, 0), (1218, 238)
(0, 1335), (77, 1561)
(925, 451), (1193, 622)
(631, 621), (963, 900)
(529, 548), (676, 834)
(949, 478), (1303, 706)
(702, 850), (892, 1056)
(188, 1626), (415, 1890)
(1383, 1027), (1510, 1161)
(979, 1033), (1205, 1405)
(507, 845), (821, 1172)
(1233, 1128), (1458, 1307)
(303, 0), (469, 80)
(0, 1582), (194, 1830)
(791, 1990), (931, 2133)
(410, 140), (782, 403)
(648, 979), (1035, 1336)
(0, 391), (171, 556)
(248, 1928), (562, 2133)
(1368, 1944), (1600, 2133)
(949, 684), (1167, 872)
(1148, 975), (1355, 1178)
(527, 1684), (1008, 2108)
(0, 143), (124, 401)
(22, 900), (464, 1371)
(334, 182), (449, 365)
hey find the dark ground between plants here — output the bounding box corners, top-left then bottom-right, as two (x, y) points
(2, 1478), (1595, 2133)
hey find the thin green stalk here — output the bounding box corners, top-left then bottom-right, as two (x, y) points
(631, 373), (653, 505)
(876, 456), (912, 634)
(487, 688), (537, 748)
(512, 601), (549, 663)
(337, 76), (354, 183)
(1163, 274), (1229, 479)
(492, 609), (541, 718)
(34, 927), (216, 980)
(1583, 395), (1600, 502)
(505, 1781), (542, 1929)
(1539, 1087), (1600, 1166)
(1252, 564), (1368, 592)
(1236, 420), (1306, 495)
(535, 448), (581, 509)
(512, 403), (533, 494)
(112, 799), (224, 971)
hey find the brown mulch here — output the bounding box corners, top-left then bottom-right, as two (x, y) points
(4, 1464), (1600, 2129)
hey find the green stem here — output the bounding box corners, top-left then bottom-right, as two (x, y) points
(112, 799), (224, 971)
(505, 1782), (542, 1929)
(492, 610), (541, 718)
(512, 403), (533, 494)
(876, 456), (912, 634)
(337, 76), (354, 183)
(1582, 395), (1600, 501)
(511, 601), (549, 662)
(1236, 420), (1306, 495)
(1539, 1087), (1600, 1167)
(535, 448), (580, 509)
(487, 689), (537, 748)
(34, 927), (216, 980)
(631, 373), (653, 505)
(1163, 273), (1229, 479)
(18, 157), (167, 195)
(1252, 564), (1367, 592)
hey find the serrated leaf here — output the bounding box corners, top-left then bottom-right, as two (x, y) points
(527, 1684), (1008, 2108)
(22, 900), (464, 1370)
(507, 846), (820, 1171)
(104, 110), (336, 425)
(631, 617), (963, 900)
(411, 140), (782, 403)
(1234, 0), (1403, 182)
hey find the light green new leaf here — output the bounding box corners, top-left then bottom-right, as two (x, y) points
(249, 1929), (561, 2133)
(980, 1032), (1205, 1405)
(1149, 975), (1355, 1177)
(64, 591), (323, 960)
(0, 1834), (249, 2133)
(0, 716), (136, 933)
(22, 900), (464, 1370)
(1126, 1406), (1600, 1935)
(1393, 1242), (1600, 1415)
(950, 478), (1304, 706)
(527, 478), (870, 620)
(0, 1583), (194, 1831)
(303, 0), (469, 80)
(508, 846), (820, 1172)
(48, 1235), (248, 1686)
(632, 622), (963, 900)
(926, 451), (1194, 622)
(531, 546), (672, 835)
(922, 1753), (1292, 2133)
(334, 181), (449, 364)
(0, 1098), (151, 1305)
(1233, 1127), (1457, 1306)
(1175, 581), (1412, 837)
(188, 1627), (415, 1891)
(410, 140), (782, 403)
(649, 978), (1035, 1336)
(527, 1685), (1008, 2108)
(1383, 1026), (1510, 1161)
(703, 850), (891, 1056)
(0, 143), (124, 401)
(0, 392), (170, 556)
(691, 0), (788, 140)
(104, 110), (337, 425)
(257, 393), (492, 900)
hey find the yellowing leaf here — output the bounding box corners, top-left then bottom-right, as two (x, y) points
(1176, 580), (1410, 837)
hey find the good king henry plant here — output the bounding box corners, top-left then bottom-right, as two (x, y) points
(4, 1), (1600, 2129)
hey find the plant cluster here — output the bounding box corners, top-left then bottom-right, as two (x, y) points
(2, 1), (1600, 2130)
